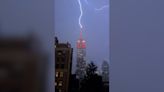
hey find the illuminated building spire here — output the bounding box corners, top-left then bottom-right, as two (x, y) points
(77, 30), (86, 49)
(76, 29), (86, 79)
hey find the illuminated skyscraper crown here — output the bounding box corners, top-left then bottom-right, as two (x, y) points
(77, 30), (86, 49)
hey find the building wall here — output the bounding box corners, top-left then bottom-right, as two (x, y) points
(0, 1), (55, 92)
(55, 43), (73, 92)
(0, 37), (46, 92)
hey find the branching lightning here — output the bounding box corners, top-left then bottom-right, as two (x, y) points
(77, 0), (83, 29)
(95, 5), (109, 11)
(77, 0), (109, 29)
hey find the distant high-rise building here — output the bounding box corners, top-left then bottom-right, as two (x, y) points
(102, 60), (109, 82)
(55, 37), (73, 92)
(101, 60), (109, 92)
(76, 31), (86, 79)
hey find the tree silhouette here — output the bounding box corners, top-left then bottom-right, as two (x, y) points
(80, 62), (104, 92)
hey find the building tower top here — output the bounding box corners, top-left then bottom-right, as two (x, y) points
(77, 30), (86, 49)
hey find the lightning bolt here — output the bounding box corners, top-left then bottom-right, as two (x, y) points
(77, 0), (83, 29)
(95, 5), (109, 11)
(77, 0), (109, 29)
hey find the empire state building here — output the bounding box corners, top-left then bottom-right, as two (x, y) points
(76, 31), (86, 79)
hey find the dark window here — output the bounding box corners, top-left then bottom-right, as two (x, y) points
(56, 64), (59, 69)
(56, 57), (60, 62)
(61, 57), (65, 62)
(61, 64), (64, 69)
(63, 50), (66, 54)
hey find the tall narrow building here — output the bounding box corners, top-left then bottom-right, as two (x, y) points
(102, 60), (109, 82)
(76, 31), (86, 79)
(55, 37), (73, 92)
(101, 60), (110, 92)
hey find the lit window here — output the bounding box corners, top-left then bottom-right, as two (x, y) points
(55, 82), (57, 86)
(58, 52), (62, 55)
(58, 51), (62, 55)
(59, 81), (62, 86)
(56, 72), (59, 77)
(60, 72), (64, 77)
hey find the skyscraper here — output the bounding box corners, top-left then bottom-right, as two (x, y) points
(101, 60), (109, 92)
(76, 31), (86, 79)
(102, 60), (109, 82)
(55, 37), (73, 92)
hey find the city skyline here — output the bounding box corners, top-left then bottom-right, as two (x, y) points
(55, 0), (109, 73)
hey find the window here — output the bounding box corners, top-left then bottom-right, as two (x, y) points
(56, 57), (60, 62)
(63, 50), (66, 54)
(55, 82), (57, 86)
(60, 72), (64, 77)
(58, 52), (62, 55)
(61, 57), (65, 62)
(57, 51), (63, 55)
(59, 81), (62, 86)
(56, 64), (59, 69)
(56, 72), (59, 77)
(61, 64), (64, 69)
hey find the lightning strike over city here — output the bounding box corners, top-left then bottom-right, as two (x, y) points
(55, 0), (109, 91)
(77, 0), (109, 30)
